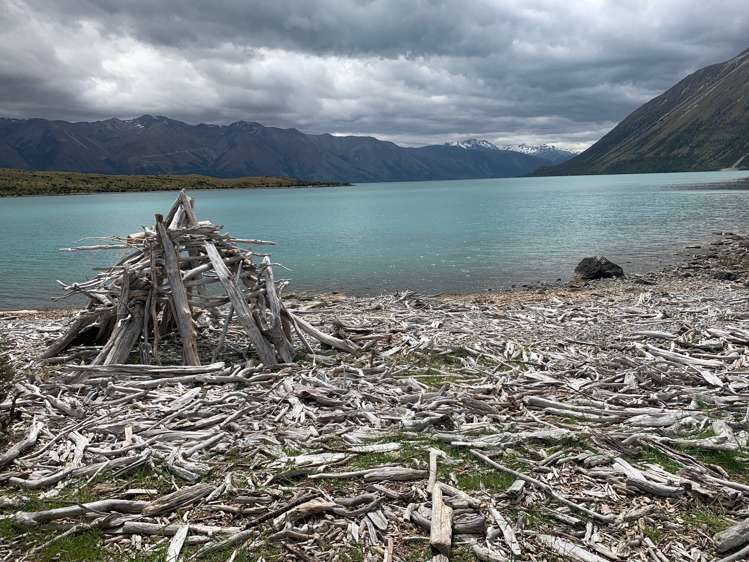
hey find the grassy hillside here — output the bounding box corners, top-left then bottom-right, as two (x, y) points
(0, 168), (347, 197)
(535, 48), (749, 176)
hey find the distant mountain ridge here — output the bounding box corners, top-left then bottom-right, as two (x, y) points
(0, 116), (554, 182)
(498, 143), (578, 165)
(445, 138), (576, 165)
(535, 48), (749, 176)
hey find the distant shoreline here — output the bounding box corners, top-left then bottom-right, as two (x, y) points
(0, 168), (349, 197)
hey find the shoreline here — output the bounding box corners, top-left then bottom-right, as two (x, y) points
(0, 181), (352, 200)
(0, 167), (349, 198)
(2, 227), (743, 314)
(0, 230), (747, 560)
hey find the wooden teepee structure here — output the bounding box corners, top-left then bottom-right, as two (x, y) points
(43, 190), (357, 366)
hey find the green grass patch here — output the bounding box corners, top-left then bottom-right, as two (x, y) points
(683, 448), (749, 480)
(635, 444), (747, 481)
(0, 518), (18, 541)
(38, 529), (109, 562)
(640, 446), (682, 474)
(683, 506), (730, 534)
(349, 451), (399, 469)
(454, 469), (514, 491)
(339, 546), (366, 562)
(348, 442), (423, 469)
(642, 524), (665, 544)
(504, 506), (560, 531)
(0, 522), (109, 562)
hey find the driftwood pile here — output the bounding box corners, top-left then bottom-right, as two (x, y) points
(0, 230), (748, 561)
(43, 190), (356, 367)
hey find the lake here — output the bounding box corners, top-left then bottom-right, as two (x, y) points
(1, 171), (748, 309)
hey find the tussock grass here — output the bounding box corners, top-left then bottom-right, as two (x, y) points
(0, 167), (347, 197)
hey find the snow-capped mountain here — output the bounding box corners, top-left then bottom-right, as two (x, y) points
(445, 138), (500, 151)
(499, 143), (577, 164)
(446, 138), (577, 165)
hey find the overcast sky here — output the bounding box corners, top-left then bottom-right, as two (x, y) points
(1, 1), (747, 149)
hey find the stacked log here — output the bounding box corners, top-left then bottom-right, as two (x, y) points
(43, 190), (356, 366)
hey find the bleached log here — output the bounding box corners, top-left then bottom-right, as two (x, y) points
(714, 518), (749, 553)
(717, 543), (749, 562)
(274, 498), (337, 528)
(489, 507), (521, 555)
(8, 467), (74, 490)
(156, 214), (201, 365)
(438, 483), (481, 509)
(13, 499), (147, 527)
(261, 256), (294, 363)
(612, 457), (684, 497)
(430, 484), (453, 555)
(60, 244), (129, 251)
(118, 521), (241, 536)
(410, 508), (485, 535)
(103, 300), (145, 365)
(471, 544), (508, 561)
(41, 310), (102, 359)
(204, 241), (278, 365)
(428, 448), (440, 493)
(363, 467), (427, 482)
(166, 524), (189, 562)
(536, 535), (610, 562)
(142, 483), (213, 516)
(286, 308), (359, 354)
(642, 343), (724, 368)
(0, 419), (43, 468)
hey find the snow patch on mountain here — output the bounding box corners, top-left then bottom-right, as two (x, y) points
(446, 138), (577, 165)
(445, 138), (499, 151)
(499, 143), (575, 157)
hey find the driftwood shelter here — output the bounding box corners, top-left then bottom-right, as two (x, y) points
(43, 190), (356, 366)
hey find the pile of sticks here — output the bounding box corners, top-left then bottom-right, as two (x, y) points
(42, 190), (356, 367)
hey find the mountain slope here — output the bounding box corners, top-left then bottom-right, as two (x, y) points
(535, 48), (749, 176)
(0, 116), (548, 182)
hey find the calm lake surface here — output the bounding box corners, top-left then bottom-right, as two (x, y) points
(1, 171), (748, 309)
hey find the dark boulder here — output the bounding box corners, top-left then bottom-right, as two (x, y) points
(574, 256), (624, 280)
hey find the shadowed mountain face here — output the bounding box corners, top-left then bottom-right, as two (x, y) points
(0, 115), (550, 182)
(536, 48), (749, 176)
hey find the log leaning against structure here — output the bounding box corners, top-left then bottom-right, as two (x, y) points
(42, 190), (357, 367)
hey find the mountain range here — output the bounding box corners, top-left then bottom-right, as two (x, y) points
(445, 139), (575, 165)
(537, 47), (749, 176)
(0, 116), (572, 182)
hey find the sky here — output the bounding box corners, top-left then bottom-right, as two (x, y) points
(1, 1), (747, 150)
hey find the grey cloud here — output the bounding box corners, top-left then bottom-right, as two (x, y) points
(1, 0), (748, 149)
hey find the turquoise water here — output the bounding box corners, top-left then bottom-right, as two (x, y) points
(1, 171), (748, 309)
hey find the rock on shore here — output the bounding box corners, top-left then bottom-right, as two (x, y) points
(574, 256), (624, 280)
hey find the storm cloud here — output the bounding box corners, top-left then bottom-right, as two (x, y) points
(1, 0), (747, 149)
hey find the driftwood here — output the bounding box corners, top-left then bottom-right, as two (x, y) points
(715, 518), (749, 553)
(429, 483), (452, 554)
(1, 229), (749, 559)
(14, 499), (147, 527)
(142, 482), (213, 516)
(536, 535), (610, 562)
(0, 419), (43, 468)
(42, 190), (354, 367)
